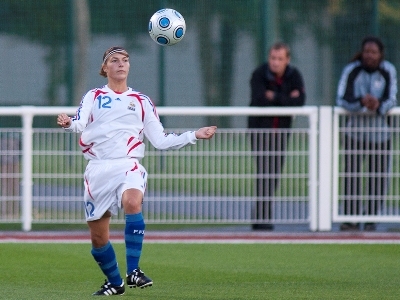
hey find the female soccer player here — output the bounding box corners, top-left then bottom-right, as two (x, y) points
(57, 46), (217, 296)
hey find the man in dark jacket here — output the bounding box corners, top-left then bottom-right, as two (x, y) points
(248, 42), (306, 230)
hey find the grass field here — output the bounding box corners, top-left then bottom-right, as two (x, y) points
(0, 242), (399, 299)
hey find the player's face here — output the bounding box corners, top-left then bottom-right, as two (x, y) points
(268, 48), (290, 78)
(103, 53), (130, 80)
(362, 42), (382, 70)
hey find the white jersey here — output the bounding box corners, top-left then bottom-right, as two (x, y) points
(65, 85), (197, 160)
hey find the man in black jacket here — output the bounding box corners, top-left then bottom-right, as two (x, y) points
(248, 42), (306, 230)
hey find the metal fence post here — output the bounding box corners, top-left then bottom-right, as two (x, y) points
(21, 106), (34, 231)
(318, 106), (333, 231)
(308, 106), (319, 231)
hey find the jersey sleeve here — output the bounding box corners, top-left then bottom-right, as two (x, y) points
(141, 96), (197, 150)
(64, 90), (95, 133)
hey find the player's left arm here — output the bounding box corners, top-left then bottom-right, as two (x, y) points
(142, 97), (215, 149)
(195, 126), (217, 139)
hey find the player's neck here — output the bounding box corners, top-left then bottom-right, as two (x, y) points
(107, 81), (128, 93)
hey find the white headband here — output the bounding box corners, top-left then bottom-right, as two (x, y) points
(102, 49), (129, 64)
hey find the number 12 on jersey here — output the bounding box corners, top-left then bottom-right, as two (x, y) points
(97, 95), (112, 109)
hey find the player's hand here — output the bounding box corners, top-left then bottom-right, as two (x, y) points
(195, 126), (217, 139)
(57, 113), (71, 128)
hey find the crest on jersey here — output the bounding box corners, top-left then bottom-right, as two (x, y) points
(128, 101), (136, 111)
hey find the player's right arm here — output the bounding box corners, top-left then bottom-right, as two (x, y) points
(57, 113), (71, 128)
(57, 90), (95, 133)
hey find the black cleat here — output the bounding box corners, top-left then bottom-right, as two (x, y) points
(126, 268), (153, 289)
(92, 280), (125, 296)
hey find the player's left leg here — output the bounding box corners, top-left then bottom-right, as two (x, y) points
(122, 188), (153, 289)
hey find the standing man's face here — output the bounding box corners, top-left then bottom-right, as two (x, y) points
(268, 48), (290, 78)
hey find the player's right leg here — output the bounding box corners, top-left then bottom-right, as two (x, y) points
(83, 159), (126, 295)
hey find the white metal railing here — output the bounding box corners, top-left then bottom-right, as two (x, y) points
(0, 106), (318, 231)
(318, 107), (400, 231)
(3, 105), (400, 232)
(332, 107), (400, 224)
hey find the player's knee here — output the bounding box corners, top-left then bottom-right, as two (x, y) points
(122, 189), (143, 213)
(122, 198), (142, 214)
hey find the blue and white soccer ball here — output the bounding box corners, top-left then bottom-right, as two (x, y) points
(148, 8), (186, 46)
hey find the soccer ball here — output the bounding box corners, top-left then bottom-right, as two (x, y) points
(148, 8), (186, 46)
